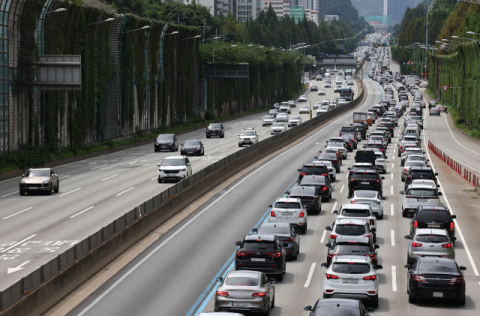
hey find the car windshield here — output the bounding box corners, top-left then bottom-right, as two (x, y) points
(225, 276), (259, 286)
(242, 241), (276, 250)
(417, 210), (451, 222)
(209, 124), (221, 128)
(336, 243), (371, 253)
(355, 191), (377, 199)
(241, 131), (255, 136)
(331, 262), (370, 274)
(290, 116), (300, 120)
(258, 226), (291, 235)
(264, 116), (274, 119)
(329, 143), (343, 148)
(274, 202), (301, 209)
(157, 134), (173, 141)
(184, 140), (200, 146)
(341, 209), (370, 217)
(419, 261), (457, 274)
(407, 189), (437, 196)
(272, 123), (284, 127)
(352, 173), (378, 180)
(416, 235), (449, 243)
(335, 225), (366, 235)
(25, 170), (49, 177)
(162, 159), (185, 166)
(341, 127), (355, 133)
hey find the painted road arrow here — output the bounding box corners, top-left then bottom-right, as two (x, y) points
(7, 261), (30, 274)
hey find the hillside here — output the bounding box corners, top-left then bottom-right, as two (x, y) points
(326, 0), (367, 31)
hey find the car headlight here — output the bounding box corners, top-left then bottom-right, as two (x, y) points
(156, 142), (159, 145)
(169, 141), (174, 145)
(43, 180), (50, 184)
(20, 179), (25, 183)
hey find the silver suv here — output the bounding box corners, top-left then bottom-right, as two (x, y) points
(333, 204), (377, 242)
(268, 198), (308, 234)
(405, 228), (455, 264)
(326, 218), (375, 244)
(238, 128), (259, 147)
(157, 156), (192, 183)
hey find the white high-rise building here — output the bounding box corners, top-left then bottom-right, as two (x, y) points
(264, 0), (290, 18)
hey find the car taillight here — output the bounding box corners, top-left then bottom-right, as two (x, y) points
(300, 173), (307, 176)
(328, 254), (335, 258)
(216, 291), (229, 297)
(267, 252), (281, 258)
(412, 242), (422, 247)
(270, 210), (275, 217)
(442, 243), (452, 248)
(399, 146), (403, 149)
(252, 292), (267, 297)
(348, 142), (351, 145)
(403, 168), (407, 173)
(326, 274), (339, 279)
(368, 255), (376, 260)
(350, 200), (357, 204)
(380, 148), (384, 151)
(370, 219), (375, 226)
(414, 275), (427, 282)
(333, 160), (338, 164)
(414, 220), (418, 228)
(237, 251), (254, 256)
(450, 277), (462, 283)
(407, 176), (412, 181)
(450, 222), (454, 232)
(330, 234), (337, 239)
(321, 173), (328, 176)
(322, 187), (327, 191)
(299, 211), (305, 218)
(363, 275), (376, 281)
(284, 238), (294, 242)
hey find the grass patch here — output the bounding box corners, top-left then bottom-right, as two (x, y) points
(447, 105), (480, 140)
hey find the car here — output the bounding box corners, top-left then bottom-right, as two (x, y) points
(429, 108), (440, 116)
(404, 167), (438, 191)
(329, 101), (336, 108)
(262, 115), (276, 126)
(299, 106), (310, 114)
(314, 160), (337, 181)
(252, 222), (301, 259)
(398, 143), (419, 158)
(325, 236), (380, 266)
(350, 190), (384, 219)
(268, 198), (308, 234)
(321, 256), (382, 307)
(326, 142), (347, 159)
(316, 107), (328, 116)
(275, 113), (289, 122)
(298, 175), (332, 202)
(155, 133), (178, 152)
(298, 95), (307, 102)
(410, 205), (456, 240)
(180, 140), (204, 156)
(326, 218), (375, 244)
(311, 85), (318, 91)
(199, 313), (245, 316)
(268, 109), (279, 117)
(288, 115), (302, 127)
(214, 270), (275, 314)
(316, 75), (323, 81)
(234, 235), (287, 280)
(157, 155), (192, 183)
(279, 104), (291, 114)
(238, 128), (259, 147)
(304, 298), (374, 316)
(288, 100), (296, 108)
(334, 85), (342, 93)
(338, 99), (347, 106)
(206, 123), (224, 138)
(270, 103), (280, 109)
(348, 170), (384, 198)
(270, 122), (286, 135)
(286, 186), (322, 214)
(324, 82), (332, 88)
(405, 229), (455, 264)
(401, 184), (443, 217)
(401, 148), (424, 166)
(333, 204), (377, 241)
(436, 104), (446, 112)
(405, 257), (466, 305)
(401, 160), (427, 181)
(318, 89), (326, 95)
(322, 99), (330, 106)
(347, 80), (354, 86)
(19, 168), (59, 196)
(317, 152), (341, 173)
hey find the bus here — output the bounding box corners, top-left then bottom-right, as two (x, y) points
(340, 87), (354, 101)
(344, 69), (353, 78)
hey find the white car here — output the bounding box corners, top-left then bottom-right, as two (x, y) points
(321, 255), (382, 307)
(288, 116), (302, 127)
(299, 106), (310, 114)
(325, 82), (332, 88)
(313, 102), (322, 109)
(268, 198), (308, 234)
(298, 95), (307, 102)
(373, 151), (386, 174)
(157, 156), (192, 183)
(326, 218), (375, 244)
(401, 184), (443, 217)
(322, 99), (330, 106)
(262, 115), (276, 126)
(326, 142), (347, 159)
(314, 160), (337, 181)
(318, 89), (326, 95)
(238, 128), (259, 147)
(275, 113), (288, 122)
(270, 122), (286, 135)
(410, 179), (439, 190)
(350, 190), (384, 219)
(338, 99), (347, 106)
(333, 204), (377, 240)
(278, 104), (291, 114)
(316, 108), (328, 116)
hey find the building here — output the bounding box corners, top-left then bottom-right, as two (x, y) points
(324, 15), (338, 24)
(216, 0), (231, 16)
(183, 0), (216, 16)
(306, 9), (319, 25)
(367, 20), (388, 33)
(264, 0), (290, 18)
(289, 6), (305, 23)
(237, 0), (262, 21)
(317, 0), (325, 23)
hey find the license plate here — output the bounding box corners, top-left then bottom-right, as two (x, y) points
(282, 212), (293, 216)
(433, 292), (443, 298)
(29, 187), (38, 190)
(417, 199), (427, 202)
(232, 302), (249, 307)
(428, 224), (441, 228)
(162, 146), (167, 149)
(343, 279), (359, 284)
(360, 182), (369, 185)
(251, 258), (265, 262)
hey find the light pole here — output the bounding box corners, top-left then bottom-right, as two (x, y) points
(87, 17), (115, 26)
(452, 35), (477, 41)
(213, 45), (237, 63)
(466, 31), (480, 36)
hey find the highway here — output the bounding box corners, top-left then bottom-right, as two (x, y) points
(58, 60), (480, 316)
(0, 71), (357, 289)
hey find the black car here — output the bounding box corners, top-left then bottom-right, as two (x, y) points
(180, 140), (204, 156)
(410, 206), (457, 241)
(317, 153), (341, 173)
(379, 121), (395, 137)
(287, 186), (322, 214)
(405, 257), (466, 305)
(304, 298), (374, 316)
(364, 141), (386, 158)
(348, 170), (384, 198)
(351, 123), (367, 139)
(235, 234), (287, 280)
(405, 167), (438, 191)
(325, 236), (379, 266)
(252, 222), (300, 259)
(155, 133), (178, 152)
(297, 164), (329, 182)
(206, 123), (224, 138)
(299, 175), (332, 202)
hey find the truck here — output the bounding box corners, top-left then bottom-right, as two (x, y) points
(353, 112), (368, 126)
(405, 75), (415, 88)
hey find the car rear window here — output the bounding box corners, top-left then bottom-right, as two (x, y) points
(415, 235), (449, 243)
(341, 127), (356, 133)
(242, 241), (276, 250)
(258, 226), (291, 235)
(354, 191), (377, 198)
(418, 261), (457, 274)
(405, 161), (426, 167)
(417, 210), (451, 222)
(274, 202), (302, 209)
(352, 173), (378, 180)
(301, 166), (328, 174)
(341, 209), (370, 217)
(336, 243), (371, 253)
(335, 225), (366, 235)
(225, 276), (259, 286)
(331, 262), (370, 274)
(410, 171), (435, 178)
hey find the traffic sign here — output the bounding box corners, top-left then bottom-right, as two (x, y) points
(441, 85), (449, 92)
(413, 67), (415, 70)
(424, 65), (428, 68)
(424, 72), (428, 76)
(403, 62), (405, 65)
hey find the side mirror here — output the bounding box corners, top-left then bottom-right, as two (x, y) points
(180, 143), (184, 146)
(251, 228), (258, 233)
(314, 156), (318, 159)
(297, 169), (302, 172)
(321, 262), (329, 268)
(347, 167), (351, 170)
(325, 226), (332, 231)
(304, 306), (313, 312)
(325, 243), (332, 248)
(437, 184), (441, 187)
(268, 204), (272, 208)
(400, 191), (404, 195)
(438, 192), (442, 196)
(451, 215), (457, 219)
(269, 278), (276, 284)
(382, 196), (386, 200)
(435, 173), (438, 176)
(283, 242), (289, 247)
(381, 177), (385, 180)
(235, 241), (242, 246)
(374, 265), (383, 270)
(371, 228), (376, 232)
(285, 191), (290, 194)
(374, 245), (380, 249)
(333, 210), (339, 215)
(452, 237), (457, 241)
(427, 159), (430, 162)
(460, 266), (467, 271)
(367, 307), (375, 312)
(405, 264), (412, 269)
(216, 277), (223, 282)
(404, 235), (412, 239)
(157, 163), (161, 167)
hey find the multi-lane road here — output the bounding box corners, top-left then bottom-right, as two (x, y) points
(0, 70), (358, 289)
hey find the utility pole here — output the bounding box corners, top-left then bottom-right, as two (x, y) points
(425, 1), (429, 80)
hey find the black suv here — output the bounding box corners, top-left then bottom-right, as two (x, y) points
(154, 134), (178, 152)
(325, 236), (379, 266)
(348, 170), (384, 198)
(299, 175), (332, 202)
(287, 186), (322, 214)
(206, 123), (224, 138)
(298, 164), (329, 182)
(410, 205), (457, 241)
(405, 167), (438, 191)
(304, 298), (374, 316)
(235, 234), (287, 280)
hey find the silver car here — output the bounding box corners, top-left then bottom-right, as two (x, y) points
(279, 104), (291, 114)
(333, 204), (377, 241)
(401, 184), (443, 217)
(268, 198), (308, 234)
(318, 89), (326, 95)
(313, 102), (322, 109)
(405, 229), (455, 264)
(298, 95), (307, 102)
(288, 116), (302, 127)
(275, 113), (288, 122)
(322, 99), (330, 106)
(270, 122), (286, 135)
(19, 168), (59, 195)
(262, 115), (276, 126)
(299, 106), (310, 114)
(402, 159), (427, 181)
(238, 128), (258, 147)
(350, 190), (384, 219)
(214, 270), (275, 314)
(317, 107), (328, 116)
(157, 156), (192, 183)
(327, 142), (347, 159)
(325, 82), (332, 88)
(326, 218), (375, 244)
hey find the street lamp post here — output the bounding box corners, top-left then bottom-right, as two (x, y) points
(466, 31), (480, 36)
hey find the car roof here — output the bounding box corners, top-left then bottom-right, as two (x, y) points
(415, 228), (449, 236)
(243, 234), (276, 241)
(410, 167), (433, 171)
(199, 313), (245, 316)
(340, 204), (371, 210)
(352, 169), (377, 173)
(275, 197), (301, 203)
(317, 298), (360, 309)
(335, 218), (367, 225)
(227, 270), (260, 278)
(164, 155), (185, 160)
(418, 205), (449, 211)
(259, 222), (291, 229)
(335, 236), (370, 243)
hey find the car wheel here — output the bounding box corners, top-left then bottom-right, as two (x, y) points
(292, 251), (298, 261)
(271, 296), (275, 308)
(402, 208), (407, 217)
(408, 293), (416, 304)
(158, 177), (162, 184)
(458, 296), (466, 306)
(373, 233), (377, 243)
(401, 176), (405, 182)
(19, 190), (25, 196)
(201, 150), (205, 156)
(370, 296), (379, 308)
(302, 224), (307, 234)
(377, 213), (383, 220)
(206, 135), (211, 138)
(238, 144), (242, 147)
(47, 184), (52, 195)
(54, 182), (59, 193)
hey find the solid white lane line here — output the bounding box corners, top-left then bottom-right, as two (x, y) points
(59, 175), (71, 180)
(392, 266), (397, 291)
(304, 263), (317, 288)
(59, 188), (81, 198)
(390, 186), (393, 195)
(391, 204), (394, 216)
(101, 174), (119, 182)
(320, 230), (327, 243)
(92, 164), (108, 170)
(339, 185), (345, 194)
(391, 230), (395, 246)
(143, 164), (150, 167)
(70, 206), (94, 218)
(116, 187), (134, 196)
(331, 202), (338, 213)
(392, 155), (394, 159)
(129, 161), (137, 164)
(0, 234), (36, 253)
(1, 191), (18, 198)
(391, 173), (393, 180)
(2, 207), (33, 220)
